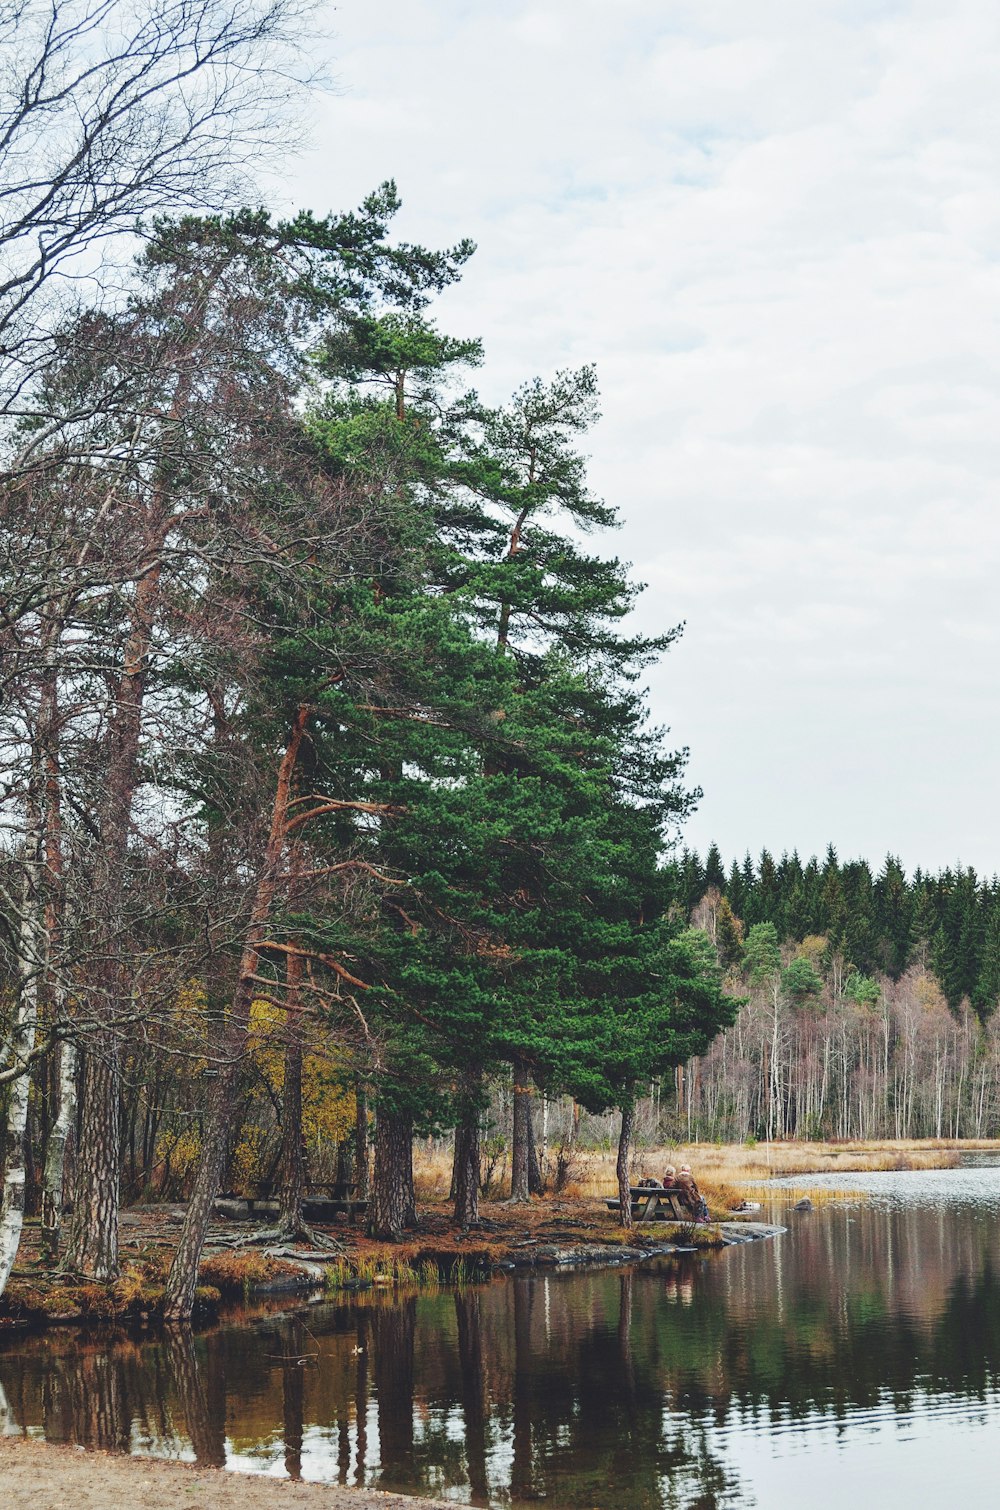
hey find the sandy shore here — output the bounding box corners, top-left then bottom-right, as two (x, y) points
(0, 1437), (451, 1510)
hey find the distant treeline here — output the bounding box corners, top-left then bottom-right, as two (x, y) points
(669, 844), (1000, 1016)
(662, 845), (1000, 1142)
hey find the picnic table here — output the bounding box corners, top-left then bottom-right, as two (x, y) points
(304, 1181), (367, 1220)
(215, 1179), (367, 1222)
(604, 1184), (690, 1221)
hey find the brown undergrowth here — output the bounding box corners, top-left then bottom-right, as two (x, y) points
(1, 1244), (303, 1327)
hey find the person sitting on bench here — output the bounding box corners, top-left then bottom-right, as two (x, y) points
(677, 1164), (710, 1223)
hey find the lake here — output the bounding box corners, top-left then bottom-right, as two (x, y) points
(5, 1166), (1000, 1507)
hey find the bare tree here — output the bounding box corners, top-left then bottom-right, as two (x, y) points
(0, 0), (317, 420)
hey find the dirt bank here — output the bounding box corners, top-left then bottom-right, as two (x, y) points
(0, 1436), (452, 1510)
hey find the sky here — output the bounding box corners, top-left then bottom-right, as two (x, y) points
(269, 0), (1000, 877)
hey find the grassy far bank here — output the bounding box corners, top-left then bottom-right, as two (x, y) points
(411, 1137), (996, 1218)
(533, 1137), (985, 1211)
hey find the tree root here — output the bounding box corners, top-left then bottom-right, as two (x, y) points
(228, 1221), (343, 1252)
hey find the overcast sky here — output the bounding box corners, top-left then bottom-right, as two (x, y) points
(271, 0), (1000, 877)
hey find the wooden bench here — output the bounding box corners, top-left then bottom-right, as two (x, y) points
(214, 1183), (368, 1222)
(604, 1185), (690, 1222)
(305, 1182), (366, 1221)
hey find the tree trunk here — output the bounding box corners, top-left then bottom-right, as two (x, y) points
(0, 823), (43, 1297)
(449, 1125), (466, 1203)
(527, 1109), (544, 1194)
(40, 1037), (77, 1262)
(453, 1086), (481, 1229)
(277, 952), (306, 1235)
(354, 1079), (369, 1201)
(616, 1100), (634, 1229)
(453, 1123), (479, 1228)
(65, 556), (163, 1279)
(162, 706), (309, 1321)
(39, 663), (71, 1262)
(66, 1031), (121, 1278)
(369, 1106), (414, 1240)
(509, 1056), (532, 1202)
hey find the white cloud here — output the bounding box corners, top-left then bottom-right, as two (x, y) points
(270, 0), (1000, 874)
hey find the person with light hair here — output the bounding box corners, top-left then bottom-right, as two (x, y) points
(677, 1164), (710, 1223)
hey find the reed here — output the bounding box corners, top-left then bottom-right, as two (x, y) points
(323, 1249), (450, 1293)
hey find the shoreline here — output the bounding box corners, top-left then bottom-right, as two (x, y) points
(0, 1206), (782, 1331)
(3, 1137), (991, 1329)
(0, 1436), (453, 1510)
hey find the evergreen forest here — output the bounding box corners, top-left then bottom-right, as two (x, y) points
(667, 845), (1000, 1142)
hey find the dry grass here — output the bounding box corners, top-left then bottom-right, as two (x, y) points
(416, 1136), (993, 1217)
(413, 1146), (454, 1200)
(418, 1137), (992, 1218)
(565, 1138), (990, 1214)
(197, 1250), (286, 1298)
(568, 1139), (965, 1190)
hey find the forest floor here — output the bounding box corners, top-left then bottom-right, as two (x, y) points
(3, 1137), (991, 1326)
(0, 1436), (453, 1510)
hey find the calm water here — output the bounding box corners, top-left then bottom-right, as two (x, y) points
(6, 1169), (1000, 1507)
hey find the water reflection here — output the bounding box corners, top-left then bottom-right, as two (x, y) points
(5, 1171), (1000, 1506)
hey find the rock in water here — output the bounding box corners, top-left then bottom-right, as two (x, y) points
(793, 1197), (813, 1212)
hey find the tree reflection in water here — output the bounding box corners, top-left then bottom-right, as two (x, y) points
(280, 1317), (306, 1481)
(454, 1288), (489, 1505)
(371, 1296), (417, 1488)
(165, 1324), (226, 1468)
(6, 1189), (1000, 1506)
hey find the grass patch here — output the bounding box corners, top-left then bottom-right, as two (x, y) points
(0, 1254), (208, 1325)
(198, 1250), (280, 1299)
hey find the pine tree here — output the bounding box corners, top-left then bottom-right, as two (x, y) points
(842, 860), (876, 974)
(704, 842), (725, 891)
(974, 899), (1000, 1017)
(752, 850), (780, 926)
(679, 849), (706, 913)
(801, 855), (822, 934)
(874, 855), (912, 979)
(725, 858), (746, 920)
(784, 879), (811, 942)
(909, 880), (939, 970)
(819, 858), (847, 954)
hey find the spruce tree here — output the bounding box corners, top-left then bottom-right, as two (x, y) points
(974, 899), (1000, 1017)
(874, 855), (912, 979)
(704, 842), (726, 892)
(725, 858), (747, 920)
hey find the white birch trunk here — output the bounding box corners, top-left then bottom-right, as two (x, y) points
(0, 833), (43, 1297)
(40, 1036), (77, 1257)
